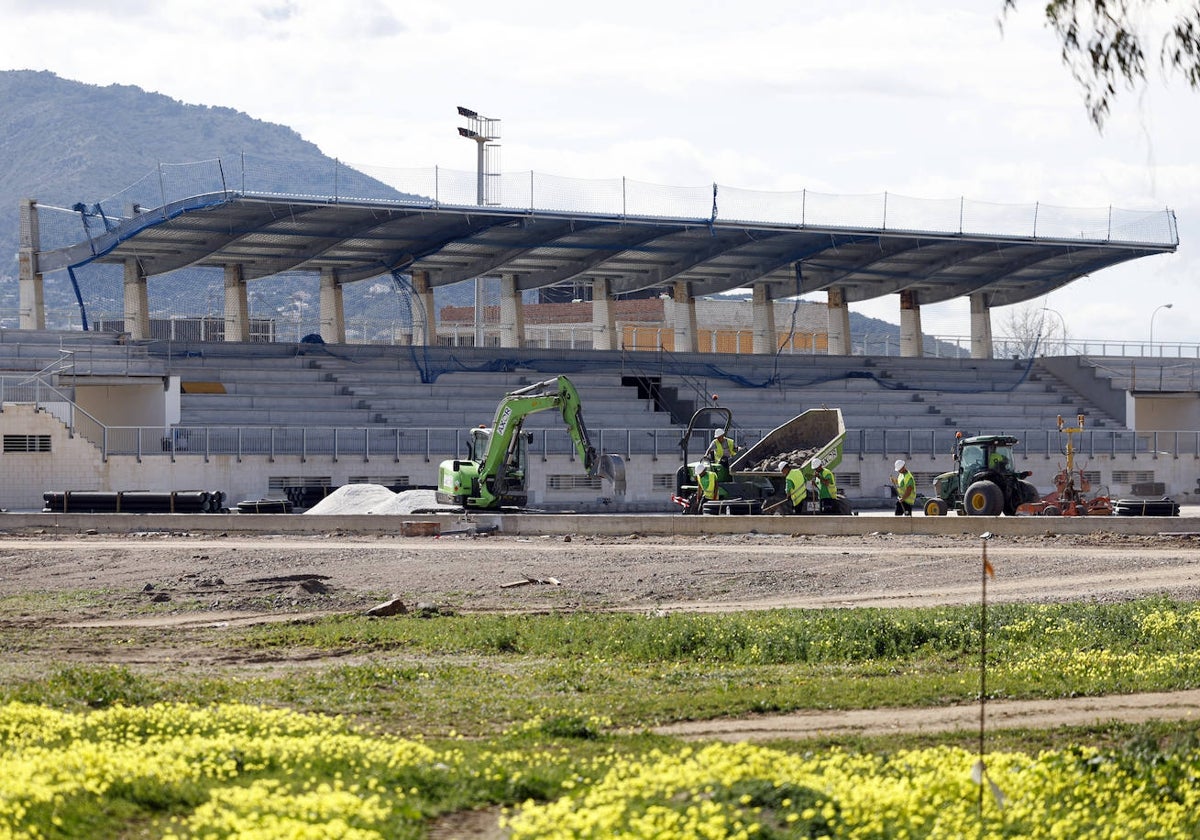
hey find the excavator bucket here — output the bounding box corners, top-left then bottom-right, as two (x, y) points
(598, 453), (626, 497)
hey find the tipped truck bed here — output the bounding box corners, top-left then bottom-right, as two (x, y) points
(729, 408), (846, 475)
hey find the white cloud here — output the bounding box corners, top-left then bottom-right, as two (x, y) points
(1, 0), (1196, 343)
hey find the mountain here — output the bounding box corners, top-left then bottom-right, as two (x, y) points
(0, 70), (424, 324)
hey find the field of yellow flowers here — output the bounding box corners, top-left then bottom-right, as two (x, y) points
(2, 701), (1199, 838)
(4, 596), (1200, 837)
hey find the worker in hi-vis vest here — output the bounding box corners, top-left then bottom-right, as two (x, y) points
(893, 458), (916, 516)
(813, 457), (837, 513)
(705, 428), (738, 481)
(780, 462), (808, 514)
(697, 461), (725, 503)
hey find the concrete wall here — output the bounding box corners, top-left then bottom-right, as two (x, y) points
(1038, 356), (1127, 424)
(74, 380), (175, 426)
(1126, 392), (1200, 432)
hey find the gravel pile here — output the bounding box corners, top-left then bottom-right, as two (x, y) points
(303, 485), (460, 515)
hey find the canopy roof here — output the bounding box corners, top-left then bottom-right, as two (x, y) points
(38, 191), (1178, 308)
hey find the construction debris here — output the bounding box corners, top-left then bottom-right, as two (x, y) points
(746, 446), (820, 472)
(365, 597), (408, 617)
(500, 575), (563, 589)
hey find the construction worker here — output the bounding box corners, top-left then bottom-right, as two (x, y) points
(706, 428), (738, 480)
(893, 459), (916, 516)
(779, 462), (808, 514)
(812, 457), (838, 513)
(696, 461), (725, 503)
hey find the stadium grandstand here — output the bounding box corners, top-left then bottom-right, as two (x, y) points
(3, 156), (1196, 513)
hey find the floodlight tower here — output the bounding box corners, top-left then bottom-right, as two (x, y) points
(456, 106), (501, 206)
(457, 107), (502, 347)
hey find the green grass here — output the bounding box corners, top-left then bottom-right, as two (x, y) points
(2, 597), (1200, 740)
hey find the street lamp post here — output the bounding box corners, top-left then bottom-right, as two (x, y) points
(1039, 307), (1068, 355)
(457, 107), (502, 347)
(1149, 303), (1173, 356)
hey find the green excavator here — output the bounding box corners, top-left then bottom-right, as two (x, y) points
(436, 376), (626, 510)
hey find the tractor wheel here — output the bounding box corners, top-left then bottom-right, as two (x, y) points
(1042, 505), (1062, 516)
(924, 497), (948, 516)
(964, 480), (1005, 516)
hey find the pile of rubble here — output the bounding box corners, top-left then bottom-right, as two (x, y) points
(744, 446), (821, 472)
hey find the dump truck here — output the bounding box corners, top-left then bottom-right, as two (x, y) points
(436, 376), (626, 510)
(673, 406), (848, 515)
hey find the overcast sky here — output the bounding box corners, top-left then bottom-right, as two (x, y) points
(2, 0), (1196, 346)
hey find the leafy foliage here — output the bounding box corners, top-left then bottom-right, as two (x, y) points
(1005, 0), (1200, 129)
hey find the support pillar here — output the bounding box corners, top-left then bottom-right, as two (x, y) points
(899, 289), (924, 358)
(17, 199), (45, 329)
(410, 270), (437, 346)
(223, 264), (250, 342)
(499, 274), (525, 348)
(318, 268), (346, 344)
(969, 292), (994, 359)
(122, 258), (150, 340)
(826, 288), (852, 355)
(591, 278), (617, 351)
(751, 284), (777, 354)
(665, 280), (698, 353)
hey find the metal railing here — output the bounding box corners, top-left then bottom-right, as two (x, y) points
(57, 422), (1200, 464)
(5, 375), (1195, 463)
(11, 310), (1200, 361)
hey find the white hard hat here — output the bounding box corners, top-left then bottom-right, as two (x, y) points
(895, 459), (906, 471)
(777, 462), (789, 472)
(715, 428), (726, 437)
(812, 457), (823, 468)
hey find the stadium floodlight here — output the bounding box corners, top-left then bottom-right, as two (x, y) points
(1149, 303), (1173, 352)
(457, 106), (503, 345)
(455, 106), (500, 207)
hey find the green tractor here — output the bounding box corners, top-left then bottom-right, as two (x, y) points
(923, 432), (1041, 516)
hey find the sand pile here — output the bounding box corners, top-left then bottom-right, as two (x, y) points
(303, 485), (459, 515)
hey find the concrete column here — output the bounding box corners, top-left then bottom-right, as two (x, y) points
(899, 289), (924, 358)
(17, 199), (45, 329)
(665, 280), (698, 353)
(223, 264), (250, 342)
(410, 270), (437, 346)
(319, 268), (346, 344)
(751, 284), (777, 354)
(122, 258), (150, 340)
(970, 292), (994, 359)
(826, 288), (852, 355)
(499, 274), (525, 348)
(591, 278), (617, 351)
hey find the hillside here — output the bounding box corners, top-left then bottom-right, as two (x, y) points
(0, 70), (419, 322)
(0, 69), (412, 258)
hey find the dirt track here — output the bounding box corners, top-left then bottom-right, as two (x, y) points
(2, 528), (1200, 738)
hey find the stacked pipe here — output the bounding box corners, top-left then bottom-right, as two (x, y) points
(43, 490), (228, 513)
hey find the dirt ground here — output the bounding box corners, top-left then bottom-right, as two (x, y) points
(3, 526), (1200, 741)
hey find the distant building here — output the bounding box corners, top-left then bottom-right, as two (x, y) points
(438, 297), (830, 353)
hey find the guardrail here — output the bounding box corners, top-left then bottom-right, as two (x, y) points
(91, 424), (1200, 462)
